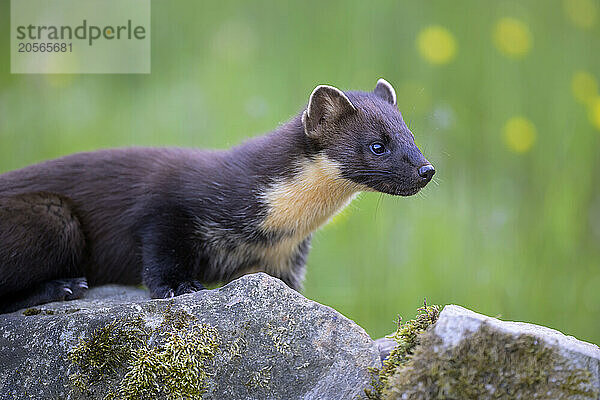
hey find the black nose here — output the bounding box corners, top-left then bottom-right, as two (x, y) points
(418, 164), (435, 181)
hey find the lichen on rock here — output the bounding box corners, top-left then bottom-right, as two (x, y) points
(68, 317), (147, 393)
(384, 324), (598, 400)
(363, 300), (441, 400)
(116, 323), (219, 400)
(68, 309), (220, 400)
(365, 303), (600, 400)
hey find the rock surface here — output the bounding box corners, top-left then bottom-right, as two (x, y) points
(384, 305), (600, 399)
(374, 337), (397, 362)
(434, 305), (600, 376)
(0, 273), (380, 400)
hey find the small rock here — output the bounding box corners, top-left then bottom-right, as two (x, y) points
(374, 337), (397, 362)
(385, 305), (600, 400)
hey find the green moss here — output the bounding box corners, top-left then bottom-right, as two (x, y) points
(68, 309), (220, 400)
(364, 303), (598, 400)
(363, 300), (441, 400)
(22, 308), (72, 316)
(159, 300), (192, 330)
(227, 335), (248, 362)
(364, 303), (597, 400)
(68, 317), (148, 391)
(383, 325), (598, 400)
(266, 317), (297, 355)
(117, 324), (219, 399)
(245, 365), (273, 389)
(223, 319), (251, 366)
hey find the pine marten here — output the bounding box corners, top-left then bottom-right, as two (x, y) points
(0, 79), (435, 313)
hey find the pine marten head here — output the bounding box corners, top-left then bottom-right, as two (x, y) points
(260, 79), (435, 239)
(302, 78), (435, 196)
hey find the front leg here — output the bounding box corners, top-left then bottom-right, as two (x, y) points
(276, 238), (310, 292)
(138, 206), (205, 298)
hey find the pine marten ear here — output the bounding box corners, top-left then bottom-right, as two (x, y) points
(374, 78), (397, 106)
(302, 85), (357, 138)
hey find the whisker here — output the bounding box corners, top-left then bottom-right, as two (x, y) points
(374, 192), (384, 219)
(351, 169), (393, 175)
(347, 174), (394, 181)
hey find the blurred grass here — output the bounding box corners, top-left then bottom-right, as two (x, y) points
(0, 0), (599, 343)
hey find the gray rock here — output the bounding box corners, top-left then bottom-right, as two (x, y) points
(0, 273), (380, 400)
(385, 304), (600, 399)
(374, 337), (396, 362)
(434, 305), (600, 379)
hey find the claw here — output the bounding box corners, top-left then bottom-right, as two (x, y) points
(63, 287), (73, 295)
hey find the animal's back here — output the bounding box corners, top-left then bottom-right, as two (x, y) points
(0, 147), (208, 284)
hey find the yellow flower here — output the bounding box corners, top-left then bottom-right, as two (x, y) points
(493, 18), (533, 59)
(503, 117), (537, 153)
(588, 97), (600, 130)
(416, 26), (457, 65)
(571, 71), (598, 105)
(563, 0), (598, 29)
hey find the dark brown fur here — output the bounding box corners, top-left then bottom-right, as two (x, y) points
(0, 80), (434, 312)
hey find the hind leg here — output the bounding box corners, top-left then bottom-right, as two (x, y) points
(0, 192), (87, 313)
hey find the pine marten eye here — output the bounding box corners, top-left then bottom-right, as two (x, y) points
(369, 142), (386, 155)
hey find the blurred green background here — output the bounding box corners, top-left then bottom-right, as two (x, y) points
(1, 0), (599, 343)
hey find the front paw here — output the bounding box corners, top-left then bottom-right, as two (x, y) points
(46, 277), (88, 301)
(175, 280), (205, 295)
(151, 280), (205, 299)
